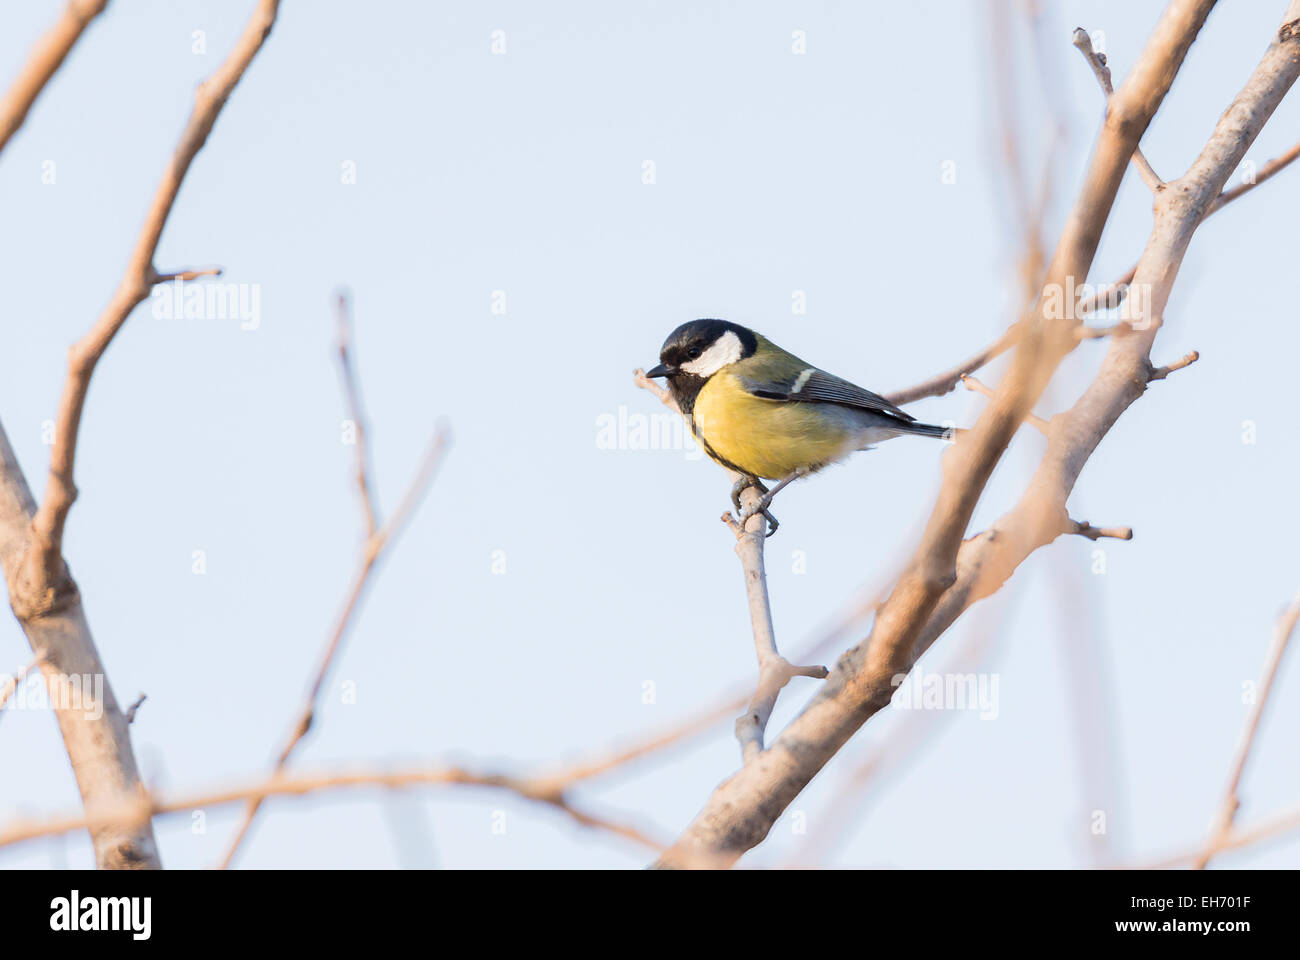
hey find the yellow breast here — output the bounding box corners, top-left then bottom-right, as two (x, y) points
(691, 372), (857, 479)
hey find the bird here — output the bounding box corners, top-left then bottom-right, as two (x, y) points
(643, 319), (952, 534)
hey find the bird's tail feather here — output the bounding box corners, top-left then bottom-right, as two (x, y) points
(898, 420), (957, 440)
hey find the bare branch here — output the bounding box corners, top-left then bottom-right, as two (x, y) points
(728, 487), (828, 762)
(882, 324), (1023, 407)
(633, 367), (678, 411)
(1140, 801), (1300, 868)
(631, 372), (829, 761)
(1192, 589), (1300, 868)
(0, 764), (666, 856)
(25, 0), (281, 588)
(335, 292), (379, 537)
(217, 297), (451, 868)
(1211, 137), (1300, 209)
(0, 0), (108, 154)
(0, 0), (282, 873)
(962, 374), (1049, 434)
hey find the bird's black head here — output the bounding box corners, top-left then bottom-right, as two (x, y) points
(646, 319), (757, 379)
(643, 319), (759, 414)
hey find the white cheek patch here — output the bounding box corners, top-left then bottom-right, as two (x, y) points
(681, 330), (743, 377)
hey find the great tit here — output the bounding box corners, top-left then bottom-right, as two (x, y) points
(644, 319), (951, 533)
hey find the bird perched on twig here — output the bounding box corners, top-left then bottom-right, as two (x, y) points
(644, 319), (953, 535)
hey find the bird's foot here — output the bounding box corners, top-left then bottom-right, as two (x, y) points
(735, 490), (782, 538)
(726, 477), (781, 537)
(730, 476), (767, 514)
(736, 467), (813, 536)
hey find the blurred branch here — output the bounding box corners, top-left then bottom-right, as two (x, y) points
(892, 122), (1296, 408)
(0, 764), (667, 856)
(1141, 801), (1300, 868)
(792, 597), (1003, 866)
(151, 265), (223, 284)
(0, 649), (44, 716)
(217, 294), (451, 868)
(883, 325), (1022, 406)
(123, 693), (146, 725)
(962, 373), (1049, 434)
(1193, 589), (1300, 868)
(0, 0), (108, 154)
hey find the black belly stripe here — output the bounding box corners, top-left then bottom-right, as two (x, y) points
(698, 435), (753, 477)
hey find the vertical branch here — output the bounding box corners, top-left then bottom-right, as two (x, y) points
(0, 0), (281, 870)
(0, 420), (158, 868)
(727, 490), (827, 763)
(217, 297), (451, 868)
(27, 0), (281, 583)
(1194, 590), (1300, 868)
(636, 371), (827, 762)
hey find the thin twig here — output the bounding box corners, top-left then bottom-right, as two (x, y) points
(24, 0), (282, 600)
(1192, 589), (1300, 869)
(633, 368), (678, 411)
(631, 371), (828, 760)
(729, 486), (828, 762)
(0, 765), (666, 855)
(1073, 27), (1165, 191)
(151, 266), (223, 284)
(1077, 264), (1139, 318)
(1069, 519), (1134, 542)
(1149, 350), (1200, 380)
(554, 475), (900, 784)
(0, 0), (281, 871)
(882, 324), (1022, 407)
(0, 650), (45, 716)
(123, 693), (146, 724)
(217, 299), (451, 869)
(336, 292), (378, 536)
(962, 374), (1049, 434)
(1137, 801), (1300, 869)
(1211, 138), (1300, 210)
(886, 135), (1295, 409)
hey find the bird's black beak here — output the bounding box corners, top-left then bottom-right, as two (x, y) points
(645, 363), (673, 378)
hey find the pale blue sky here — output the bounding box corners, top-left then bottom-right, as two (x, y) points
(1, 0), (1297, 868)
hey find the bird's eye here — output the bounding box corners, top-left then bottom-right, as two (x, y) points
(687, 345), (702, 359)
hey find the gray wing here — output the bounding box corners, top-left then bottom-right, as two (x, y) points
(740, 368), (915, 423)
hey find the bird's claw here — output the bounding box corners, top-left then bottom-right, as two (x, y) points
(730, 476), (767, 514)
(728, 476), (782, 536)
(736, 496), (780, 537)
